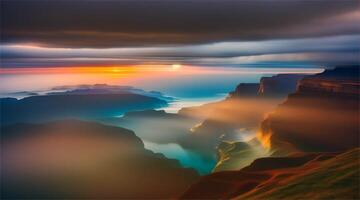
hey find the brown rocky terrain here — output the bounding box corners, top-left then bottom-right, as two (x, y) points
(259, 66), (359, 154)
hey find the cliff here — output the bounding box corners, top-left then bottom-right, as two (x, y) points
(228, 83), (259, 98)
(259, 66), (359, 153)
(227, 74), (306, 99)
(297, 67), (359, 96)
(258, 74), (306, 97)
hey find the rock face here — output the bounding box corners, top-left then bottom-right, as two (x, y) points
(228, 74), (306, 99)
(181, 148), (360, 199)
(259, 66), (359, 153)
(228, 83), (259, 98)
(1, 120), (199, 199)
(297, 67), (359, 96)
(0, 93), (167, 125)
(258, 74), (306, 97)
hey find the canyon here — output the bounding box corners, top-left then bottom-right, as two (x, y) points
(181, 66), (360, 199)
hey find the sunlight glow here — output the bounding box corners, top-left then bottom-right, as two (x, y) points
(172, 64), (182, 70)
(0, 65), (323, 76)
(111, 68), (121, 73)
(257, 129), (272, 149)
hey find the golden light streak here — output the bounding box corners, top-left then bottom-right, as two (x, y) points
(0, 65), (323, 75)
(0, 65), (172, 75)
(256, 129), (272, 149)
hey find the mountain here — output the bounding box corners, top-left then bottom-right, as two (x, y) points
(259, 66), (359, 154)
(48, 84), (175, 101)
(1, 120), (199, 199)
(1, 93), (167, 125)
(181, 148), (360, 199)
(1, 91), (39, 99)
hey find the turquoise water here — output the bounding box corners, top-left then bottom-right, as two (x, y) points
(144, 141), (216, 175)
(163, 95), (228, 113)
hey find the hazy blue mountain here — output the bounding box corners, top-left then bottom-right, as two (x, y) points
(1, 93), (167, 125)
(47, 84), (175, 101)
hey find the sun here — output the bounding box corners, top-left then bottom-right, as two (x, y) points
(111, 67), (121, 73)
(171, 64), (182, 70)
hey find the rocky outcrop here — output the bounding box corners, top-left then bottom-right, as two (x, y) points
(181, 148), (360, 199)
(227, 74), (306, 99)
(1, 120), (199, 199)
(259, 66), (359, 154)
(228, 83), (259, 98)
(297, 67), (359, 96)
(258, 74), (306, 97)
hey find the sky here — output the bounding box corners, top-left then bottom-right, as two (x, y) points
(1, 0), (359, 69)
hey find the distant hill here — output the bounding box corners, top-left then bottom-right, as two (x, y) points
(47, 84), (175, 101)
(1, 93), (167, 125)
(1, 120), (199, 199)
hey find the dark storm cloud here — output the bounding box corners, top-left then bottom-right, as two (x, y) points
(1, 35), (359, 68)
(1, 0), (359, 47)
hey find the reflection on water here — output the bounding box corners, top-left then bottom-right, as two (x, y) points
(144, 141), (216, 175)
(163, 95), (227, 113)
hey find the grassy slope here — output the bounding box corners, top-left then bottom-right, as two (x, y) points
(237, 148), (360, 200)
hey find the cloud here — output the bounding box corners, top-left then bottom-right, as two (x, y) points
(1, 35), (359, 68)
(1, 0), (359, 47)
